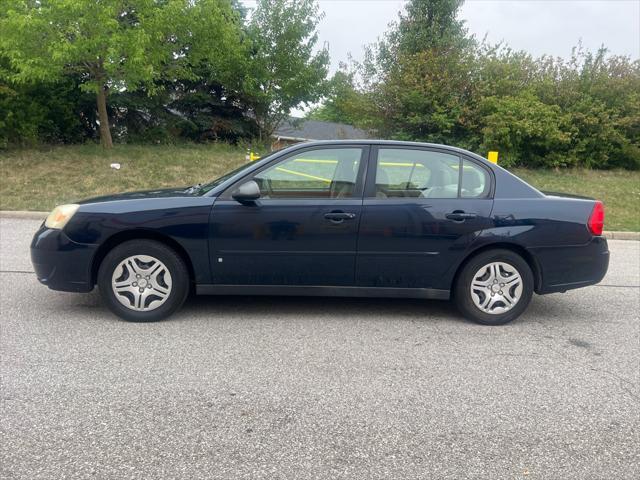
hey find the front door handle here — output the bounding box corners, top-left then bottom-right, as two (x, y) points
(446, 211), (477, 221)
(324, 211), (356, 223)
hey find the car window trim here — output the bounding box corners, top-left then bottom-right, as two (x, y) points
(365, 145), (494, 200)
(220, 144), (370, 201)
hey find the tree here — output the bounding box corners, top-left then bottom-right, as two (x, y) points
(306, 70), (373, 128)
(370, 0), (473, 76)
(355, 0), (477, 142)
(479, 92), (572, 167)
(390, 0), (470, 53)
(0, 0), (244, 148)
(246, 0), (329, 138)
(375, 47), (477, 143)
(110, 72), (259, 144)
(0, 56), (96, 148)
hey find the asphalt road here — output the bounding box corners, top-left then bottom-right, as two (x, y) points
(1, 218), (639, 480)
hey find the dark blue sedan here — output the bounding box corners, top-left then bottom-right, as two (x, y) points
(31, 141), (609, 325)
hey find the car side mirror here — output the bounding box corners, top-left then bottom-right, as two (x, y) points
(232, 180), (261, 203)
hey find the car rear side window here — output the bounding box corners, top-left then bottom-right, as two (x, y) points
(375, 149), (460, 199)
(254, 148), (363, 199)
(460, 159), (490, 198)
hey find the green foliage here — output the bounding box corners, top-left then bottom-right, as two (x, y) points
(319, 0), (640, 170)
(363, 0), (473, 84)
(385, 0), (472, 56)
(109, 78), (258, 144)
(479, 93), (572, 167)
(376, 48), (477, 144)
(0, 0), (329, 148)
(0, 57), (95, 148)
(473, 46), (640, 169)
(246, 0), (330, 137)
(1, 0), (638, 170)
(306, 70), (374, 128)
(0, 0), (246, 147)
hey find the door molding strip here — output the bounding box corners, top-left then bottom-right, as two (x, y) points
(196, 284), (450, 300)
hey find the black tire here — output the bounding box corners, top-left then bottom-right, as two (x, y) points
(97, 240), (190, 322)
(454, 249), (534, 326)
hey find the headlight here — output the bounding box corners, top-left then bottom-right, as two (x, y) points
(45, 204), (79, 229)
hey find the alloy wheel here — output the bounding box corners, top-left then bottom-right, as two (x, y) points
(111, 255), (173, 311)
(470, 261), (523, 315)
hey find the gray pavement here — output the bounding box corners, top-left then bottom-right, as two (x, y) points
(1, 218), (639, 479)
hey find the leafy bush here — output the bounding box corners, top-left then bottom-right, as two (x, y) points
(311, 1), (640, 170)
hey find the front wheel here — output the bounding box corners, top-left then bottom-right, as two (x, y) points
(98, 240), (190, 322)
(454, 249), (534, 325)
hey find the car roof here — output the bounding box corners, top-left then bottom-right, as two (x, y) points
(286, 139), (487, 161)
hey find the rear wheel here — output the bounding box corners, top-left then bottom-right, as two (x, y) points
(98, 240), (189, 322)
(454, 249), (533, 325)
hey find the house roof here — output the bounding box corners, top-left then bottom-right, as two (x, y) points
(272, 117), (369, 141)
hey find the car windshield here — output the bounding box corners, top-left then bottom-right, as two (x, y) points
(197, 150), (280, 195)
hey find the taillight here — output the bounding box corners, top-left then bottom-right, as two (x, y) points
(588, 201), (605, 236)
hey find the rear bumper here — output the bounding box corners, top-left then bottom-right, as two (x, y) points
(530, 236), (609, 294)
(30, 226), (97, 293)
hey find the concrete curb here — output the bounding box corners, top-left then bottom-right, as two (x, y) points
(605, 231), (640, 241)
(1, 210), (638, 241)
(1, 210), (48, 220)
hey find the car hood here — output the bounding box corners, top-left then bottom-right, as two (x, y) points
(77, 187), (195, 205)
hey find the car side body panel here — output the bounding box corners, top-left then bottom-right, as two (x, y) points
(355, 198), (494, 288)
(430, 195), (608, 293)
(208, 198), (363, 286)
(45, 196), (215, 287)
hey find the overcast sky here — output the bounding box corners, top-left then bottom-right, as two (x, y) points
(242, 0), (639, 115)
(244, 0), (640, 71)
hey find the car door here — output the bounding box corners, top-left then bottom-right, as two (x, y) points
(209, 145), (368, 286)
(356, 145), (494, 290)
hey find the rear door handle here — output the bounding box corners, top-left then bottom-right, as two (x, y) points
(446, 211), (477, 221)
(324, 212), (356, 222)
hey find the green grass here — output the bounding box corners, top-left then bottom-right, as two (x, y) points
(1, 145), (639, 231)
(0, 144), (248, 212)
(512, 168), (640, 231)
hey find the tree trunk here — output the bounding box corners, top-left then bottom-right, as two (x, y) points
(96, 85), (113, 148)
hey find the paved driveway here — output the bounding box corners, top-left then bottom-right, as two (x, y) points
(1, 218), (638, 479)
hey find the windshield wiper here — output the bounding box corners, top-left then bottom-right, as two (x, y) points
(184, 183), (203, 194)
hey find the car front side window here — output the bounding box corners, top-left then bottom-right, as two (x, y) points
(254, 148), (363, 199)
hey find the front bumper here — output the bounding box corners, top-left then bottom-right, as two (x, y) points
(531, 236), (610, 294)
(30, 225), (97, 293)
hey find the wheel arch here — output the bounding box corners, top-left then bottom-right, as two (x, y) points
(451, 242), (542, 295)
(90, 230), (196, 288)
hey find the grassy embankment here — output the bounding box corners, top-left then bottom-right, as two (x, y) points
(1, 144), (639, 231)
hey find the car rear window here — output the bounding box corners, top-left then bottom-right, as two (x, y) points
(375, 149), (460, 199)
(460, 159), (490, 198)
